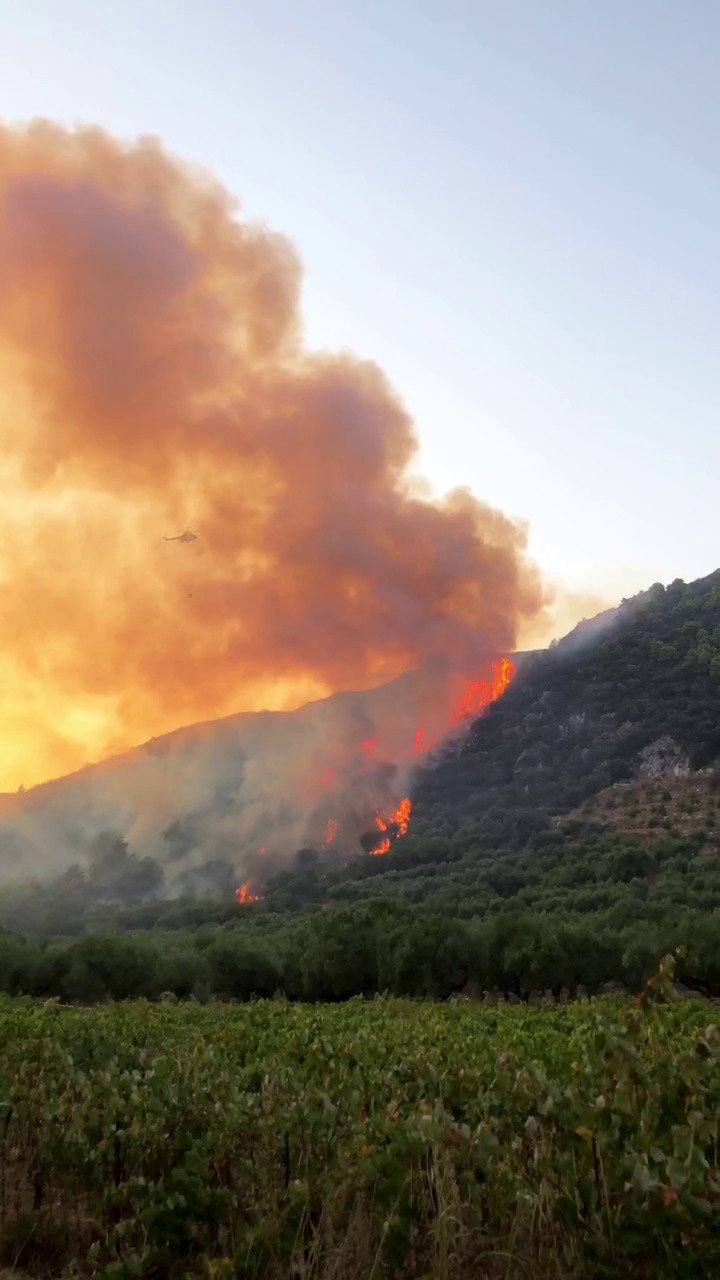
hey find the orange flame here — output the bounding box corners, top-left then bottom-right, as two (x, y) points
(452, 657), (515, 724)
(372, 796), (412, 855)
(235, 880), (263, 904)
(406, 656), (515, 760)
(364, 659), (513, 858)
(251, 656), (514, 881)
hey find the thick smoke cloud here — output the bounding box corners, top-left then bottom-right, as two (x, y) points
(0, 120), (544, 793)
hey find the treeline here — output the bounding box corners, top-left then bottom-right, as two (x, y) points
(256, 819), (720, 919)
(1, 817), (719, 1009)
(3, 817), (719, 934)
(1, 901), (718, 1004)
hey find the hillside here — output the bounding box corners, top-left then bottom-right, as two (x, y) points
(562, 773), (720, 846)
(417, 572), (720, 818)
(0, 666), (487, 887)
(218, 570), (720, 996)
(249, 571), (720, 893)
(1, 571), (719, 999)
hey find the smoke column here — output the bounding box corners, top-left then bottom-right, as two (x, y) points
(0, 120), (544, 792)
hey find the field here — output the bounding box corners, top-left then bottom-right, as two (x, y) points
(0, 966), (718, 1279)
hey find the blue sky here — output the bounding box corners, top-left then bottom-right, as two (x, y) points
(2, 0), (719, 603)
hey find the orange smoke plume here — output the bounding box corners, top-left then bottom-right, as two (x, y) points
(0, 120), (544, 792)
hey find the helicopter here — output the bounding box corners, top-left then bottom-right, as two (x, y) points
(163, 528), (198, 544)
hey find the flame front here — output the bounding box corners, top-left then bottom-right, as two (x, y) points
(236, 880), (263, 904)
(452, 657), (515, 724)
(372, 796), (412, 856)
(242, 655), (515, 884)
(363, 660), (514, 856)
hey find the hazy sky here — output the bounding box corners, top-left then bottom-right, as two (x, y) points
(2, 0), (718, 602)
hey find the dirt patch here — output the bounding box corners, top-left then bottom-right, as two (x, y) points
(560, 769), (720, 848)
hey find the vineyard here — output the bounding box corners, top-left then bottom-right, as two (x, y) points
(0, 962), (718, 1279)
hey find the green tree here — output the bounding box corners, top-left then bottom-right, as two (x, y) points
(206, 936), (279, 999)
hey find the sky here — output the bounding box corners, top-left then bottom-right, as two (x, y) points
(1, 0), (718, 604)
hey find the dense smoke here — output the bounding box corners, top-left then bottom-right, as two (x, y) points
(0, 120), (544, 795)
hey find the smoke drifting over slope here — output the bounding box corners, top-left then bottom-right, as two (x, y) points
(0, 670), (488, 886)
(0, 120), (544, 793)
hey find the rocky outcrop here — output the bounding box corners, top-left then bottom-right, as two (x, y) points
(638, 735), (690, 779)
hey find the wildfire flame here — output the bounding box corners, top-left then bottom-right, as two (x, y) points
(362, 660), (514, 856)
(375, 796), (412, 837)
(241, 655), (515, 884)
(372, 796), (413, 856)
(452, 657), (515, 724)
(235, 880), (263, 904)
(406, 657), (517, 760)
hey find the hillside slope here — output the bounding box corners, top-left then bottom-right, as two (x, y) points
(2, 573), (720, 997)
(413, 571), (720, 833)
(0, 650), (533, 892)
(0, 668), (458, 885)
(250, 573), (720, 958)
